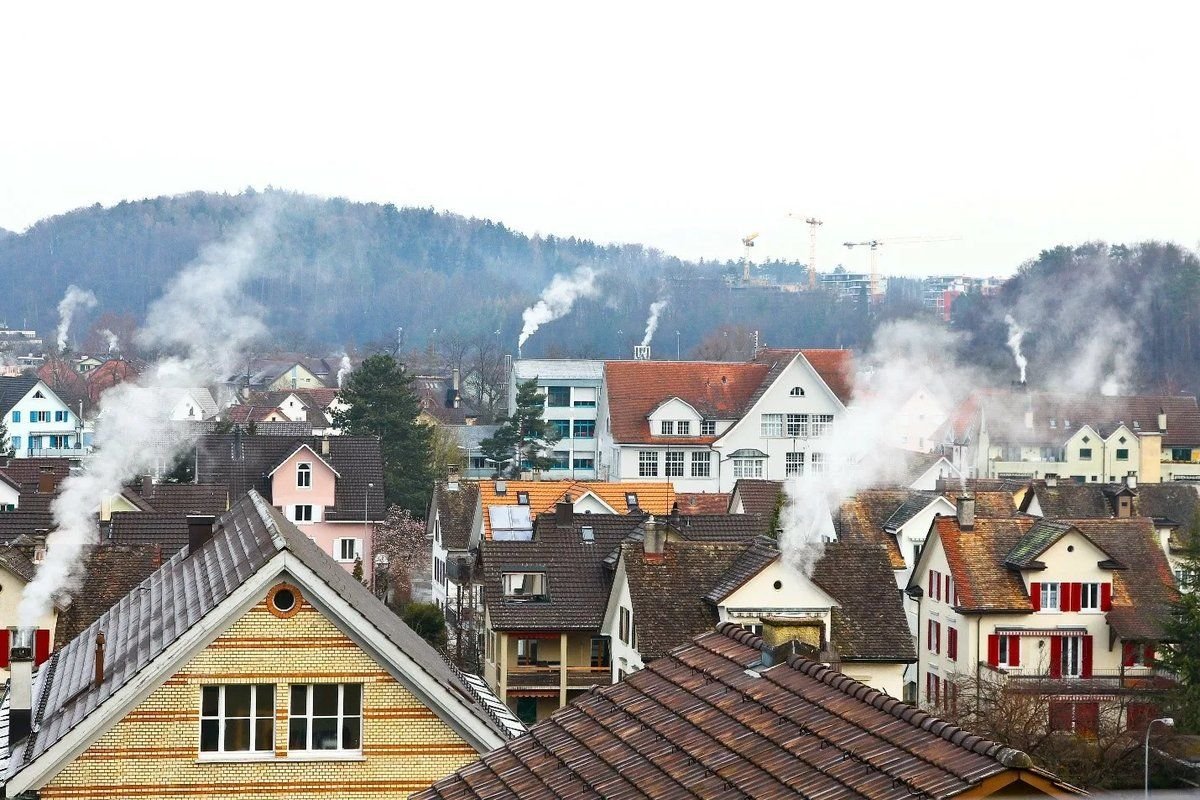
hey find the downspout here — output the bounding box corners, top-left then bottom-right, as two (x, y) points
(975, 615), (982, 711)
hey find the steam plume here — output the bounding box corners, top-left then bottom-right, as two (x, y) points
(337, 354), (353, 388)
(19, 202), (284, 624)
(1003, 314), (1027, 383)
(99, 328), (120, 354)
(640, 299), (668, 348)
(518, 266), (599, 351)
(56, 286), (97, 351)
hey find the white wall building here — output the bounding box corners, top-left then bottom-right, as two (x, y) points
(508, 359), (604, 480)
(0, 376), (84, 458)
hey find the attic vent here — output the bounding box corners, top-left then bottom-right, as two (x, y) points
(1119, 436), (1127, 444)
(1082, 435), (1090, 444)
(516, 491), (529, 506)
(33, 391), (44, 398)
(581, 526), (594, 542)
(789, 386), (805, 397)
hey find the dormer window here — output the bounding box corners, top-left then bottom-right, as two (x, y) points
(1064, 420), (1071, 428)
(296, 463), (312, 488)
(660, 421), (674, 435)
(676, 421), (691, 435)
(789, 386), (805, 397)
(516, 491), (529, 505)
(1049, 420), (1056, 429)
(1133, 420), (1140, 429)
(581, 526), (594, 542)
(503, 572), (547, 600)
(700, 420), (716, 436)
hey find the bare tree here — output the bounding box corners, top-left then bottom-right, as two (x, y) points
(469, 332), (508, 421)
(371, 505), (429, 612)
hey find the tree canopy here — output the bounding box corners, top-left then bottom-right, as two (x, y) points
(480, 378), (560, 476)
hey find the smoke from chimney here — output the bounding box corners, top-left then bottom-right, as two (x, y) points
(1003, 314), (1028, 384)
(56, 285), (97, 352)
(640, 299), (668, 348)
(99, 328), (120, 354)
(337, 353), (352, 388)
(517, 266), (599, 353)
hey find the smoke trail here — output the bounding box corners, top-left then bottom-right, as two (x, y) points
(99, 328), (120, 354)
(18, 201), (284, 625)
(337, 354), (353, 388)
(517, 266), (599, 351)
(1003, 314), (1027, 383)
(56, 286), (97, 351)
(640, 299), (668, 348)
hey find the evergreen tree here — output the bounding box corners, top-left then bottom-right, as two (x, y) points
(479, 379), (560, 477)
(403, 602), (448, 649)
(333, 353), (433, 513)
(0, 417), (14, 458)
(1161, 512), (1200, 733)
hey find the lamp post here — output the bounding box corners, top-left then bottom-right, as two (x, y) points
(1145, 717), (1174, 797)
(364, 482), (374, 588)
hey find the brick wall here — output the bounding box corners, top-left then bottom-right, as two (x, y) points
(41, 586), (479, 799)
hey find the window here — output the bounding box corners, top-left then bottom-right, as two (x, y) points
(297, 463), (312, 488)
(810, 452), (825, 474)
(288, 684), (362, 753)
(1040, 582), (1060, 611)
(54, 410), (67, 422)
(572, 419), (595, 438)
(676, 421), (691, 435)
(581, 525), (594, 542)
(546, 387), (570, 407)
(469, 455), (488, 470)
(811, 414), (833, 437)
(789, 386), (805, 397)
(664, 451), (684, 477)
(1116, 448), (1129, 461)
(929, 570), (941, 601)
(516, 491), (530, 505)
(927, 620), (940, 654)
(700, 420), (716, 436)
(200, 685), (274, 754)
(732, 459), (764, 479)
(548, 419), (570, 438)
(1173, 448), (1193, 462)
(503, 572), (547, 598)
(10, 411), (18, 423)
(1078, 448), (1093, 460)
(638, 451), (658, 477)
(786, 413), (808, 437)
(336, 538), (362, 563)
(690, 451), (711, 477)
(1061, 636), (1083, 678)
(590, 637), (611, 668)
(947, 627), (958, 661)
(760, 414), (784, 438)
(294, 505), (313, 522)
(515, 697), (538, 724)
(1080, 582), (1100, 611)
(625, 492), (639, 508)
(997, 635), (1012, 666)
(549, 451), (569, 469)
(1049, 700), (1099, 735)
(660, 420), (674, 435)
(516, 638), (539, 665)
(785, 452), (804, 476)
(573, 457), (595, 470)
(619, 607), (631, 644)
(10, 437), (18, 451)
(572, 387), (597, 407)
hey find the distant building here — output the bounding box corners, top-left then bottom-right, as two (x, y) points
(507, 359), (604, 480)
(0, 376), (85, 458)
(921, 275), (1003, 321)
(819, 268), (884, 299)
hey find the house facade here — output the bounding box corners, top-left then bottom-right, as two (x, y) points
(507, 359), (604, 480)
(0, 377), (84, 458)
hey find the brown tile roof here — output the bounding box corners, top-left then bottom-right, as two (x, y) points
(482, 514), (641, 631)
(416, 624), (1080, 800)
(224, 404), (285, 423)
(621, 540), (747, 660)
(36, 359), (87, 405)
(935, 516), (1037, 612)
(814, 542), (917, 663)
(432, 481), (480, 551)
(731, 478), (783, 518)
(478, 480), (674, 539)
(0, 458), (71, 491)
(135, 482), (230, 515)
(941, 486), (1019, 518)
(673, 492), (730, 514)
(1019, 482), (1113, 518)
(0, 542), (36, 583)
(52, 543), (167, 647)
(107, 512), (192, 555)
(834, 490), (911, 570)
(665, 513), (765, 542)
(0, 511), (56, 543)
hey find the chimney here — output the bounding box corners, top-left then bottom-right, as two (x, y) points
(760, 616), (826, 668)
(956, 494), (975, 530)
(642, 515), (666, 563)
(452, 368), (461, 408)
(447, 465), (460, 492)
(9, 628), (35, 748)
(555, 495), (573, 528)
(1045, 473), (1058, 487)
(93, 631), (106, 689)
(1158, 408), (1167, 433)
(187, 515), (217, 554)
(321, 436), (330, 456)
(1126, 472), (1137, 490)
(141, 475), (154, 497)
(1024, 408), (1033, 430)
(37, 467), (55, 495)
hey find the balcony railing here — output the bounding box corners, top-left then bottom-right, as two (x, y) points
(26, 446), (89, 458)
(980, 661), (1177, 689)
(506, 664), (611, 689)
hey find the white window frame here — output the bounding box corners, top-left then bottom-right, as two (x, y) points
(732, 458), (764, 479)
(335, 538), (362, 563)
(786, 413), (808, 438)
(638, 450), (658, 477)
(1061, 636), (1082, 678)
(297, 462), (312, 489)
(1080, 582), (1100, 612)
(785, 452), (804, 476)
(810, 452), (825, 474)
(660, 420), (674, 435)
(288, 684), (363, 754)
(690, 451), (711, 478)
(199, 684), (275, 757)
(1040, 582), (1060, 612)
(294, 504), (314, 523)
(676, 420), (691, 435)
(811, 414), (834, 438)
(700, 420), (716, 436)
(760, 413), (784, 438)
(997, 635), (1013, 667)
(503, 572), (546, 597)
(664, 450), (684, 477)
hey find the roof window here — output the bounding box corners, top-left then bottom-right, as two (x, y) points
(503, 572), (547, 600)
(516, 491), (529, 505)
(625, 492), (639, 509)
(581, 526), (594, 542)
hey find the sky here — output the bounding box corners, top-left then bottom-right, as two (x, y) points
(1, 2), (1197, 277)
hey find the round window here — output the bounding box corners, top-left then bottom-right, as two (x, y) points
(773, 580), (783, 591)
(267, 583), (302, 618)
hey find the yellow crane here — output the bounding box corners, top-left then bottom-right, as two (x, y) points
(843, 236), (959, 300)
(741, 232), (760, 283)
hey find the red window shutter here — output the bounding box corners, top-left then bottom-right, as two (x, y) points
(944, 574), (951, 601)
(929, 570), (936, 600)
(1077, 702), (1099, 736)
(1049, 701), (1071, 732)
(926, 672), (933, 703)
(1100, 582), (1112, 611)
(1082, 636), (1093, 678)
(34, 629), (50, 666)
(948, 627), (958, 661)
(1144, 644), (1155, 665)
(1030, 582), (1041, 611)
(935, 622), (941, 654)
(1073, 582), (1083, 612)
(987, 634), (999, 666)
(1009, 635), (1020, 667)
(1123, 642), (1135, 667)
(0, 629), (8, 669)
(1050, 637), (1062, 678)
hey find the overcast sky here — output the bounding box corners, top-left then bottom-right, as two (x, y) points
(2, 2), (1196, 277)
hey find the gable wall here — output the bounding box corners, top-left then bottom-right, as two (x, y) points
(40, 590), (478, 799)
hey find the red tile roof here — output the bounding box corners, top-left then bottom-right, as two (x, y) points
(674, 492), (731, 514)
(84, 359), (140, 405)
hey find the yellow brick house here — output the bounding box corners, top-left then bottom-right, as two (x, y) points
(2, 491), (521, 799)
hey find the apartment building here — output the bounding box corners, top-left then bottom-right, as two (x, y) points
(507, 359), (604, 479)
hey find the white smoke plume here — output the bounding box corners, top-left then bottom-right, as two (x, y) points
(778, 321), (982, 577)
(18, 201), (284, 625)
(1003, 314), (1027, 383)
(337, 354), (353, 388)
(56, 286), (97, 351)
(640, 299), (668, 348)
(517, 266), (599, 352)
(99, 328), (120, 354)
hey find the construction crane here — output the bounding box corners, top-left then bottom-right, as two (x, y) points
(787, 213), (824, 289)
(741, 232), (760, 283)
(843, 236), (960, 301)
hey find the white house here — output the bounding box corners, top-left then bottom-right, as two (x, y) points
(598, 349), (852, 492)
(0, 376), (83, 458)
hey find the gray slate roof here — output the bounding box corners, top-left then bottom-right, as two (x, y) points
(511, 359), (605, 381)
(0, 375), (38, 416)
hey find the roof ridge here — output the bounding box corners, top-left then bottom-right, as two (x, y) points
(713, 622), (1034, 769)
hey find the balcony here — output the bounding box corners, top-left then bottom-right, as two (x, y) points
(980, 662), (1177, 691)
(26, 446), (89, 458)
(506, 664), (611, 690)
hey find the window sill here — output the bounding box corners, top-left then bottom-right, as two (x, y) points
(197, 752), (277, 763)
(280, 752), (366, 762)
(196, 752), (367, 764)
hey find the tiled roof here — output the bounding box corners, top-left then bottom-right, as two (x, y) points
(195, 434), (385, 521)
(82, 359), (140, 405)
(482, 514), (642, 630)
(107, 512), (192, 555)
(0, 543), (36, 583)
(478, 480), (673, 539)
(224, 404), (284, 423)
(941, 485), (1018, 518)
(665, 513), (765, 542)
(1132, 482), (1200, 527)
(730, 478), (783, 518)
(11, 491), (511, 775)
(52, 544), (167, 647)
(883, 491), (939, 532)
(0, 511), (55, 544)
(834, 490), (911, 570)
(746, 348), (854, 409)
(704, 537), (780, 604)
(621, 540), (747, 660)
(416, 624), (1080, 800)
(0, 376), (39, 416)
(433, 481), (480, 551)
(934, 516), (1037, 612)
(673, 492), (730, 515)
(1002, 519), (1078, 569)
(135, 482), (230, 515)
(0, 459), (70, 491)
(35, 361), (86, 406)
(813, 542), (917, 663)
(1021, 483), (1113, 518)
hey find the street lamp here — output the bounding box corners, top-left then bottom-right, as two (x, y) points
(1145, 716), (1174, 797)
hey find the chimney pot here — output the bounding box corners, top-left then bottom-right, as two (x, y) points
(956, 494), (976, 530)
(93, 631), (106, 689)
(141, 475), (154, 497)
(187, 515), (217, 554)
(9, 627), (36, 747)
(1126, 472), (1137, 490)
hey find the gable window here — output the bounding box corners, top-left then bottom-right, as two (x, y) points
(700, 420), (716, 436)
(785, 452), (804, 476)
(690, 451), (711, 477)
(732, 458), (764, 479)
(297, 462), (312, 488)
(572, 419), (595, 438)
(638, 451), (658, 477)
(664, 450), (684, 477)
(1078, 448), (1092, 460)
(200, 685), (274, 754)
(288, 684), (362, 753)
(619, 607), (631, 644)
(1040, 582), (1060, 611)
(760, 414), (784, 438)
(503, 572), (547, 599)
(546, 387), (570, 407)
(1115, 448), (1129, 460)
(660, 420), (674, 435)
(786, 414), (808, 437)
(811, 415), (834, 438)
(294, 505), (314, 523)
(335, 538), (362, 563)
(789, 386), (805, 397)
(676, 420), (691, 435)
